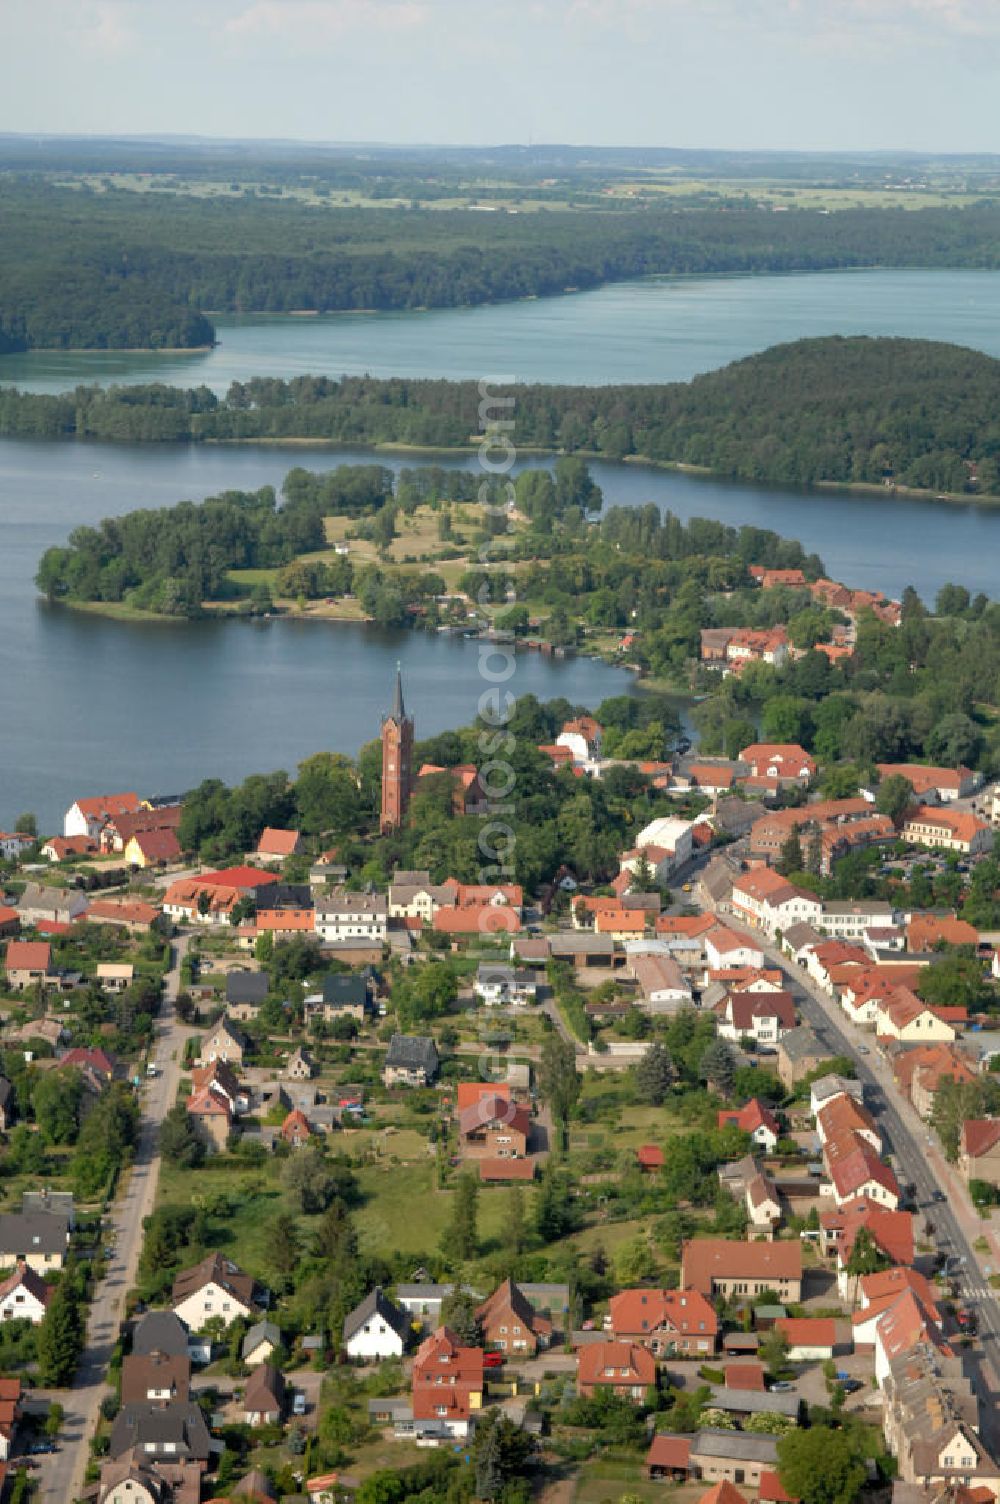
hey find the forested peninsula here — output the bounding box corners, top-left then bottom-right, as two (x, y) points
(6, 336), (1000, 496)
(4, 181), (1000, 350)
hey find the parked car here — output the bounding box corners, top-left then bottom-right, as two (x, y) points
(483, 1352), (505, 1369)
(770, 1381), (795, 1392)
(839, 1378), (864, 1394)
(292, 1392), (307, 1416)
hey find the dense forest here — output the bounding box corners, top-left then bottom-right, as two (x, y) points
(4, 180), (1000, 348)
(6, 337), (1000, 495)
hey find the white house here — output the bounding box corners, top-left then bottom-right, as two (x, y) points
(0, 832), (35, 862)
(0, 1261), (50, 1324)
(717, 990), (796, 1045)
(635, 816), (695, 870)
(556, 716), (603, 765)
(474, 965), (537, 1007)
(171, 1253), (255, 1331)
(63, 792), (140, 841)
(630, 953), (692, 1012)
(342, 1288), (409, 1360)
(314, 888), (388, 944)
(704, 926), (765, 973)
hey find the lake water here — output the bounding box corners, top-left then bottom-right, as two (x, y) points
(3, 266), (1000, 829)
(2, 268), (1000, 393)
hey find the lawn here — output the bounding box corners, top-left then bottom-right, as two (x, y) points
(354, 1157), (520, 1257)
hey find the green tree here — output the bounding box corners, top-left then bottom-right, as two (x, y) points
(634, 1042), (674, 1106)
(14, 812), (37, 837)
(438, 1289), (482, 1345)
(844, 1225), (890, 1305)
(777, 825), (804, 877)
(875, 773), (915, 825)
(472, 1410), (534, 1501)
(32, 1068), (83, 1145)
(539, 1034), (580, 1149)
(441, 1172), (479, 1261)
(37, 1280), (83, 1387)
(758, 1328), (790, 1374)
(777, 1426), (867, 1504)
(699, 1039), (736, 1097)
(159, 1103), (206, 1168)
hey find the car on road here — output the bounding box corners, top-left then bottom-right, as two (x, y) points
(931, 1189), (946, 1202)
(856, 1044), (869, 1054)
(957, 1309), (978, 1334)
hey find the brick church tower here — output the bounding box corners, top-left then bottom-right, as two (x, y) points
(380, 665), (414, 833)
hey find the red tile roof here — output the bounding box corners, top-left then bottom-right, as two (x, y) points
(775, 1317), (836, 1347)
(961, 1119), (1000, 1160)
(197, 866), (280, 891)
(681, 1238), (801, 1295)
(609, 1288), (718, 1341)
(636, 1144), (665, 1168)
(724, 1362), (766, 1391)
(577, 1340), (656, 1389)
(256, 827), (301, 857)
(4, 940), (51, 972)
(645, 1435), (692, 1473)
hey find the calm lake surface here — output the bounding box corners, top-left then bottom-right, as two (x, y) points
(2, 268), (1000, 392)
(3, 266), (1000, 828)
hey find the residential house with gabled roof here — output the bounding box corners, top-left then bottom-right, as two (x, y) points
(226, 969), (269, 1020)
(739, 743), (816, 785)
(184, 1088), (231, 1155)
(18, 884), (88, 926)
(199, 1017), (247, 1067)
(776, 1025), (828, 1089)
(0, 1210), (70, 1273)
(343, 1288), (409, 1360)
(852, 1268), (941, 1348)
(242, 1320), (281, 1367)
(107, 1399), (212, 1466)
(125, 828), (181, 869)
(717, 1099), (780, 1152)
(883, 1343), (995, 1489)
(718, 990), (796, 1045)
(959, 1119), (1000, 1184)
(816, 1093), (882, 1152)
(892, 1042), (977, 1119)
(877, 762), (980, 805)
(730, 868), (822, 937)
(688, 1430), (780, 1488)
(131, 1310), (190, 1359)
(877, 987), (957, 1042)
(64, 791), (141, 841)
(821, 1197), (915, 1296)
(411, 1326), (485, 1438)
(171, 1252), (256, 1330)
(281, 1108), (313, 1148)
(314, 888), (388, 945)
(121, 1351), (191, 1407)
(458, 1094), (530, 1161)
(824, 1131), (899, 1208)
(577, 1340), (656, 1401)
(476, 1278), (551, 1355)
(243, 1362), (286, 1426)
(383, 1035), (439, 1088)
(608, 1287), (718, 1356)
(0, 1261), (51, 1324)
(556, 716), (603, 764)
(3, 940), (55, 990)
(256, 828), (303, 865)
(680, 1239), (802, 1301)
(907, 913), (980, 952)
(902, 806), (993, 857)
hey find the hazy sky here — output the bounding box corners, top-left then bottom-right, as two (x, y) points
(2, 0), (999, 153)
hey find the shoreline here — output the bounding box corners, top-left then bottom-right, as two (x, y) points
(201, 435), (998, 509)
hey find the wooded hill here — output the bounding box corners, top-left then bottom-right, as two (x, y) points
(5, 336), (1000, 495)
(3, 179), (1000, 349)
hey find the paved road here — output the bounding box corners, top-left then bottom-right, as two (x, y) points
(723, 912), (1000, 1450)
(35, 935), (190, 1504)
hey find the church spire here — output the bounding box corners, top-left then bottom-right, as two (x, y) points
(392, 661), (405, 721)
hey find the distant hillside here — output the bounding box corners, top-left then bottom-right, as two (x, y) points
(3, 335), (1000, 496)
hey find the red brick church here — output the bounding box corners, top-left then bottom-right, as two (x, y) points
(380, 666), (414, 833)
